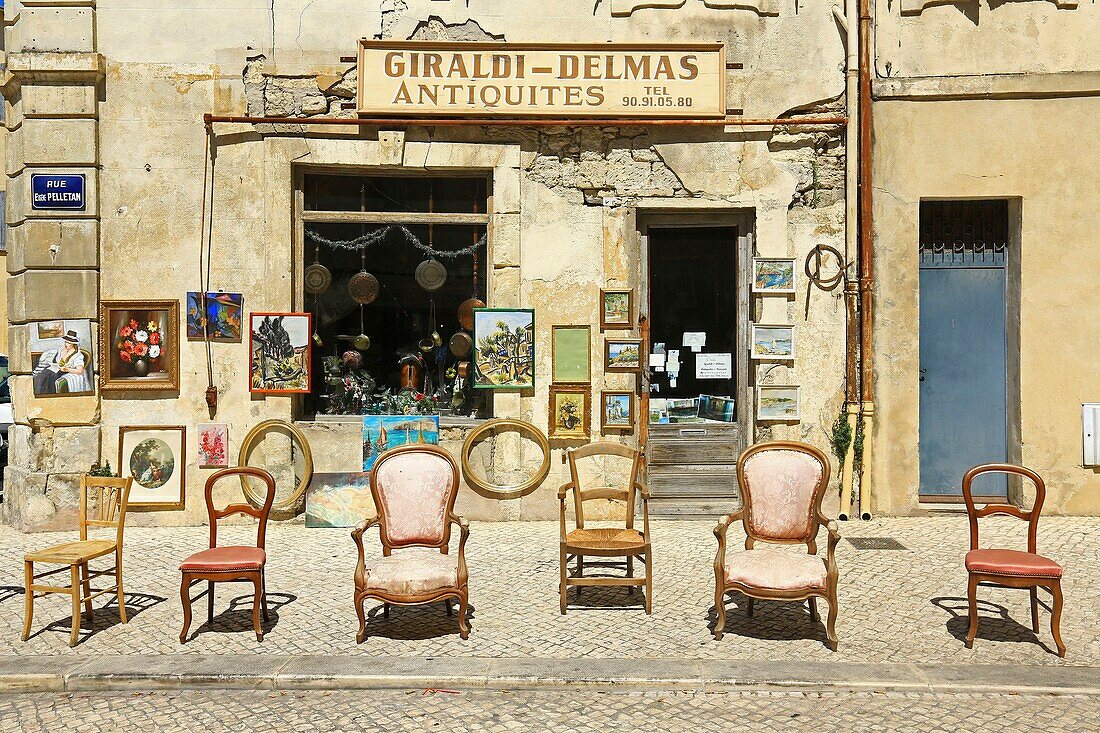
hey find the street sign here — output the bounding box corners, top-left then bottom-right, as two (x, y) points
(31, 173), (86, 211)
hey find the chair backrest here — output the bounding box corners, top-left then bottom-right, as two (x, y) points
(205, 466), (277, 550)
(79, 476), (133, 549)
(962, 463), (1045, 554)
(565, 442), (643, 529)
(371, 444), (459, 551)
(737, 440), (830, 546)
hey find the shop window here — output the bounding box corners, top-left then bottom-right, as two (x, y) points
(299, 173), (489, 419)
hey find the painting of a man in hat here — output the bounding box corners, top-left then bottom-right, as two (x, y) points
(30, 320), (95, 396)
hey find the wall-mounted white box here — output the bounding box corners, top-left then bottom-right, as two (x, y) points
(1084, 404), (1100, 467)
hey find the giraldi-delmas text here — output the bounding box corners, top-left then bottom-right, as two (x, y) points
(384, 51), (702, 108)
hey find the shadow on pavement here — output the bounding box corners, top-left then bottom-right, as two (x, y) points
(931, 595), (1059, 656)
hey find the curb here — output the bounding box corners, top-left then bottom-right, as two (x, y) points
(0, 656), (1097, 696)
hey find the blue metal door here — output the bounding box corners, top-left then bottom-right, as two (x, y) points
(918, 249), (1008, 498)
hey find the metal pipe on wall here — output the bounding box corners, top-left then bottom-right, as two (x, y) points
(201, 114), (847, 128)
(857, 0), (875, 521)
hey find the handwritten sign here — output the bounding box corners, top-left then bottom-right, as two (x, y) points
(358, 41), (726, 118)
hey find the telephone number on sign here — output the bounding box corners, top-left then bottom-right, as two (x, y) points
(621, 96), (694, 108)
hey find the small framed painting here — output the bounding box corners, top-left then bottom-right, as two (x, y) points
(187, 292), (243, 342)
(551, 325), (591, 383)
(472, 308), (535, 390)
(30, 319), (96, 397)
(249, 312), (312, 394)
(756, 386), (801, 422)
(601, 390), (634, 435)
(752, 258), (797, 294)
(119, 425), (186, 510)
(750, 324), (795, 361)
(604, 337), (643, 373)
(600, 289), (634, 330)
(100, 300), (180, 392)
(549, 384), (591, 439)
(197, 423), (229, 468)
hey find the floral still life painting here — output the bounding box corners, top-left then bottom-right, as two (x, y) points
(187, 292), (243, 342)
(549, 385), (590, 439)
(249, 312), (312, 394)
(305, 472), (375, 528)
(362, 415), (440, 472)
(30, 319), (95, 397)
(100, 300), (180, 391)
(197, 423), (229, 468)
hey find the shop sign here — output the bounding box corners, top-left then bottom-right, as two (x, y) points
(31, 173), (86, 211)
(358, 41), (726, 118)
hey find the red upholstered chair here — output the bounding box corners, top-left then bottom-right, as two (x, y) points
(962, 464), (1065, 657)
(713, 441), (839, 650)
(352, 444), (469, 642)
(179, 467), (276, 643)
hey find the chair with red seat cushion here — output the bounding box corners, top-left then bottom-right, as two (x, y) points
(961, 464), (1065, 657)
(178, 467), (276, 643)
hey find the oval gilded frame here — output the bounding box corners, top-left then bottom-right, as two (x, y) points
(460, 418), (551, 500)
(236, 419), (314, 512)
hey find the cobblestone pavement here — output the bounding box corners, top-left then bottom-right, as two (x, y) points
(0, 517), (1096, 665)
(1, 688), (1096, 732)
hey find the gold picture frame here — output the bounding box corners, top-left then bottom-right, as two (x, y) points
(549, 384), (591, 439)
(99, 300), (181, 392)
(551, 325), (591, 383)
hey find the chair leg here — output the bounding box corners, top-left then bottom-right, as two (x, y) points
(1050, 581), (1066, 658)
(559, 545), (568, 615)
(22, 561), (34, 642)
(825, 591), (839, 651)
(115, 551), (128, 624)
(355, 594), (367, 644)
(809, 597), (819, 623)
(445, 599), (453, 616)
(1029, 586), (1039, 634)
(965, 574), (979, 650)
(576, 555), (584, 595)
(80, 562), (94, 620)
(644, 551), (653, 615)
(252, 576), (264, 642)
(627, 556), (635, 594)
(383, 602), (390, 619)
(457, 594), (470, 640)
(746, 597), (754, 617)
(69, 565), (82, 648)
(713, 585), (726, 641)
(207, 581), (215, 624)
(261, 568), (269, 623)
(179, 575), (192, 644)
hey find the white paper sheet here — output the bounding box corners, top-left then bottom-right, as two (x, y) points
(683, 332), (706, 352)
(695, 353), (732, 379)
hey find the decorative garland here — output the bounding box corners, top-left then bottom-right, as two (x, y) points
(305, 223), (486, 259)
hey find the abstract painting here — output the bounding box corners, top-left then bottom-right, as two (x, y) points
(187, 292), (243, 342)
(472, 308), (535, 389)
(249, 312), (312, 394)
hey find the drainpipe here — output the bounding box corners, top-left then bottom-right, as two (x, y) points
(857, 0), (875, 521)
(835, 0), (860, 522)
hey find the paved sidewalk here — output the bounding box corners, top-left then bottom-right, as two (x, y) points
(0, 517), (1096, 693)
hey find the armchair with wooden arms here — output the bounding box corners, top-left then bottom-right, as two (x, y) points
(713, 440), (840, 650)
(559, 442), (652, 614)
(352, 444), (470, 642)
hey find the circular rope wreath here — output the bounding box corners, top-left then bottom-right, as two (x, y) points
(237, 419), (314, 512)
(460, 418), (551, 500)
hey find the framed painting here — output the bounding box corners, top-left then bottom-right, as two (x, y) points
(186, 292), (243, 342)
(600, 289), (634, 330)
(305, 472), (374, 528)
(752, 258), (797, 294)
(756, 385), (801, 422)
(549, 384), (590, 439)
(604, 337), (643, 373)
(362, 415), (440, 471)
(551, 325), (590, 383)
(197, 423), (229, 468)
(99, 300), (180, 392)
(472, 308), (535, 390)
(119, 425), (186, 510)
(30, 319), (96, 397)
(249, 312), (312, 394)
(750, 324), (795, 361)
(600, 390), (634, 435)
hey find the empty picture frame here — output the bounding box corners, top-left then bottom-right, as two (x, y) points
(756, 385), (801, 422)
(551, 325), (591, 383)
(600, 288), (634, 330)
(750, 324), (795, 361)
(752, 258), (797, 294)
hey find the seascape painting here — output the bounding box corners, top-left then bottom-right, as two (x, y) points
(756, 386), (801, 421)
(362, 415), (440, 471)
(751, 324), (795, 360)
(752, 258), (796, 293)
(305, 472), (375, 528)
(187, 292), (243, 341)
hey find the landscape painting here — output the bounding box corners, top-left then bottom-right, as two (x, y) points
(752, 258), (797, 294)
(751, 324), (795, 360)
(249, 312), (312, 394)
(472, 308), (535, 390)
(305, 472), (375, 528)
(187, 292), (243, 342)
(601, 390), (634, 434)
(600, 289), (633, 330)
(362, 415), (440, 471)
(756, 386), (801, 421)
(604, 338), (642, 373)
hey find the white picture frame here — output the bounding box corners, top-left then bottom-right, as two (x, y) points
(756, 386), (801, 422)
(751, 258), (796, 294)
(751, 324), (795, 361)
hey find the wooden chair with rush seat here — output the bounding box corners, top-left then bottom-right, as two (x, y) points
(961, 463), (1066, 657)
(178, 466), (276, 643)
(559, 442), (652, 614)
(22, 476), (133, 647)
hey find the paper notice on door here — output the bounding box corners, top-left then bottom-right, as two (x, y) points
(696, 353), (732, 379)
(649, 353), (666, 369)
(683, 332), (706, 352)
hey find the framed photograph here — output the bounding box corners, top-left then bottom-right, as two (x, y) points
(306, 472), (374, 528)
(197, 423), (229, 468)
(604, 337), (643, 373)
(119, 426), (186, 510)
(600, 289), (634, 330)
(30, 319), (96, 397)
(756, 386), (801, 422)
(472, 308), (535, 390)
(752, 258), (797, 294)
(601, 390), (634, 435)
(549, 384), (590, 439)
(100, 300), (180, 392)
(362, 415), (440, 471)
(249, 312), (312, 394)
(698, 394), (736, 422)
(551, 325), (591, 383)
(751, 324), (795, 361)
(187, 292), (243, 342)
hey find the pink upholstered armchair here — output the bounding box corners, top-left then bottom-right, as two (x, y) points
(713, 440), (840, 650)
(352, 444), (470, 642)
